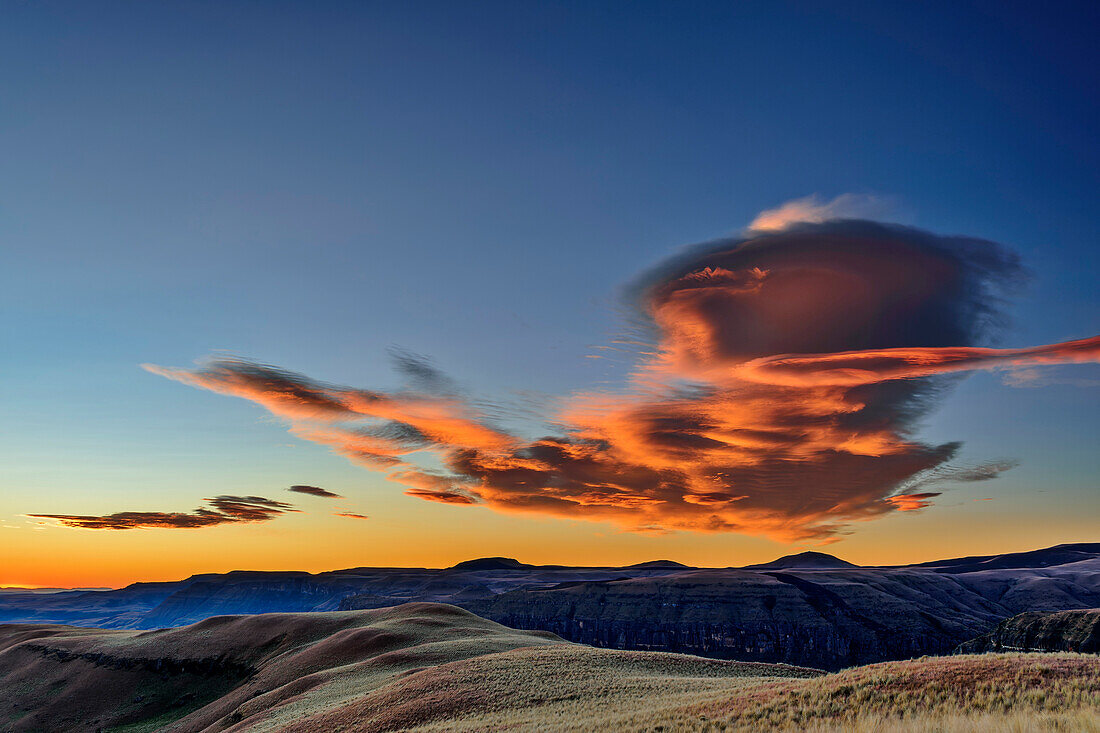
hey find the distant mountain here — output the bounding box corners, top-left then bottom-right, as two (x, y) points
(2, 542), (1097, 670)
(908, 542), (1100, 574)
(624, 560), (690, 569)
(449, 557), (529, 571)
(0, 587), (113, 594)
(745, 551), (859, 570)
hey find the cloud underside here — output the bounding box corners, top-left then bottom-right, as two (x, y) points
(29, 496), (296, 530)
(138, 219), (1098, 542)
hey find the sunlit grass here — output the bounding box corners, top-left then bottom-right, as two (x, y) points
(402, 652), (1099, 733)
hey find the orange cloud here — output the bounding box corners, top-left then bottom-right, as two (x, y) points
(736, 337), (1100, 387)
(146, 221), (1099, 542)
(884, 492), (942, 512)
(749, 194), (892, 232)
(404, 488), (479, 505)
(143, 360), (512, 452)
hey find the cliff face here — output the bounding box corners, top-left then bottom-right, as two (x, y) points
(956, 609), (1100, 654)
(139, 577), (360, 627)
(460, 569), (1007, 670)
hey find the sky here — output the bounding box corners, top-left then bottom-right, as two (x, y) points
(2, 1), (1098, 588)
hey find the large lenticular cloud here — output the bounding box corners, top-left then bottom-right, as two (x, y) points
(143, 220), (1100, 541)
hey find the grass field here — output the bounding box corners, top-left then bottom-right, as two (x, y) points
(1, 603), (1097, 732)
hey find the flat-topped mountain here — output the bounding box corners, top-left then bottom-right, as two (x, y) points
(449, 557), (529, 571)
(2, 542), (1097, 670)
(624, 560), (690, 569)
(745, 551), (859, 570)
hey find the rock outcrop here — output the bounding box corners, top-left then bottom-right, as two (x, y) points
(955, 609), (1100, 654)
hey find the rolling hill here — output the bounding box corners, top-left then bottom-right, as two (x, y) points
(2, 604), (1096, 732)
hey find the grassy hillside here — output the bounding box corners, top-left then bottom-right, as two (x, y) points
(1, 604), (1096, 732)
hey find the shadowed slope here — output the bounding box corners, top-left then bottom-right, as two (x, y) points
(0, 603), (562, 732)
(0, 603), (814, 733)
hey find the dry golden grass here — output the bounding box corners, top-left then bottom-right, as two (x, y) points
(380, 652), (1098, 733)
(253, 646), (1097, 732)
(700, 653), (1099, 730)
(284, 643), (818, 732)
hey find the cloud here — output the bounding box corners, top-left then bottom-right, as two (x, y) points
(334, 511), (369, 520)
(749, 194), (894, 232)
(146, 220), (1100, 542)
(884, 492), (942, 512)
(734, 337), (1100, 387)
(404, 488), (480, 505)
(28, 495), (296, 530)
(288, 485), (343, 498)
(143, 360), (512, 452)
(389, 348), (458, 394)
(1002, 366), (1100, 388)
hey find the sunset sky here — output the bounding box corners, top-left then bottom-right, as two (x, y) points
(3, 1), (1098, 588)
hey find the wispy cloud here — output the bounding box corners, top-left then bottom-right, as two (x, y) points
(404, 488), (480, 505)
(144, 218), (1100, 542)
(884, 492), (942, 512)
(389, 347), (458, 394)
(749, 194), (894, 232)
(28, 496), (296, 530)
(1002, 366), (1100, 388)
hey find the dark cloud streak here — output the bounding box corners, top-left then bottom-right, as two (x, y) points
(288, 485), (343, 498)
(29, 495), (296, 530)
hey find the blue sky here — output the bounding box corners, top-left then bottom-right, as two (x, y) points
(2, 1), (1097, 584)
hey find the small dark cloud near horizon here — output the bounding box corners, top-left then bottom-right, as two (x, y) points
(334, 511), (369, 520)
(288, 485), (343, 498)
(29, 495), (297, 530)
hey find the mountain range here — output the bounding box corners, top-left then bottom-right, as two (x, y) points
(2, 543), (1097, 670)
